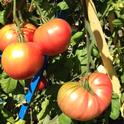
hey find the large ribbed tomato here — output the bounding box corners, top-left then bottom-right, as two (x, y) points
(1, 42), (44, 80)
(0, 23), (36, 51)
(57, 72), (112, 121)
(33, 18), (72, 56)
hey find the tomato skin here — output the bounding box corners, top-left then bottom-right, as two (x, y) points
(1, 42), (44, 80)
(57, 72), (112, 121)
(0, 23), (36, 51)
(37, 77), (47, 91)
(22, 23), (36, 42)
(33, 18), (72, 56)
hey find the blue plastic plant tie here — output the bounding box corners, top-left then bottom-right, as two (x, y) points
(18, 56), (48, 120)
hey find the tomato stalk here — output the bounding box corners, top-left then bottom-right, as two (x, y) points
(80, 0), (95, 73)
(79, 76), (94, 95)
(28, 0), (35, 12)
(13, 0), (25, 43)
(34, 1), (49, 24)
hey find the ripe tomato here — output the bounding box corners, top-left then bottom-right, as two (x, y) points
(57, 72), (112, 121)
(37, 77), (47, 91)
(22, 23), (36, 42)
(33, 18), (72, 56)
(0, 23), (36, 51)
(1, 42), (44, 80)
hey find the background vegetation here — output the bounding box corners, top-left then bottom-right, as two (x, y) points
(0, 0), (124, 123)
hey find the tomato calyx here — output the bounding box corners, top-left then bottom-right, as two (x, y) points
(79, 76), (94, 95)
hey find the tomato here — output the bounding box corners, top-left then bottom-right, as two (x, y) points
(37, 77), (47, 91)
(0, 23), (36, 51)
(33, 18), (72, 56)
(21, 23), (36, 42)
(1, 42), (44, 80)
(57, 72), (112, 121)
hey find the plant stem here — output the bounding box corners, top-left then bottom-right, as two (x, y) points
(34, 1), (49, 24)
(13, 0), (24, 43)
(80, 0), (94, 73)
(28, 0), (35, 12)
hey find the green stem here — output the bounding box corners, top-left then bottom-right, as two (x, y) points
(34, 1), (48, 24)
(80, 77), (94, 95)
(28, 0), (35, 12)
(18, 10), (24, 24)
(80, 0), (95, 73)
(13, 0), (24, 43)
(85, 19), (96, 70)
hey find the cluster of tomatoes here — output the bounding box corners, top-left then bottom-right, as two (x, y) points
(0, 18), (72, 80)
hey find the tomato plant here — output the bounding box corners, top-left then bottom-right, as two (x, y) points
(1, 42), (44, 80)
(0, 23), (36, 51)
(0, 0), (123, 124)
(57, 72), (112, 121)
(33, 18), (72, 56)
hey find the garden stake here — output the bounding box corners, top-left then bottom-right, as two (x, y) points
(85, 0), (121, 96)
(18, 56), (48, 120)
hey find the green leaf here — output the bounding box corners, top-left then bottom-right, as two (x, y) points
(0, 98), (6, 109)
(0, 10), (6, 25)
(121, 93), (124, 103)
(71, 31), (83, 46)
(37, 98), (49, 121)
(57, 1), (69, 10)
(15, 120), (26, 124)
(13, 94), (25, 106)
(7, 117), (15, 124)
(75, 47), (88, 73)
(1, 108), (12, 118)
(35, 0), (54, 24)
(40, 115), (59, 124)
(120, 74), (124, 83)
(19, 80), (25, 87)
(112, 19), (123, 27)
(0, 78), (17, 93)
(59, 113), (72, 124)
(110, 93), (121, 120)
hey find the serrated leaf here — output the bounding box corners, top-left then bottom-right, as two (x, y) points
(57, 1), (69, 10)
(35, 1), (54, 24)
(75, 47), (88, 65)
(0, 78), (17, 93)
(59, 113), (72, 124)
(75, 47), (88, 73)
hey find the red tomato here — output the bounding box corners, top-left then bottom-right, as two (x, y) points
(22, 23), (36, 42)
(0, 23), (36, 51)
(57, 72), (112, 121)
(33, 18), (72, 56)
(1, 42), (44, 80)
(37, 77), (47, 91)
